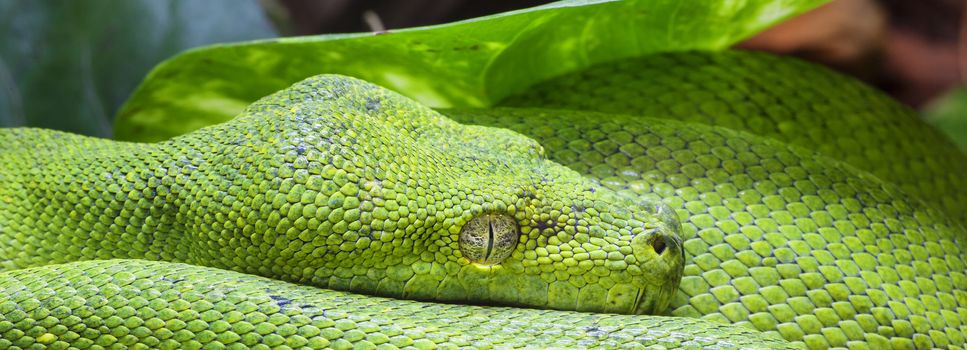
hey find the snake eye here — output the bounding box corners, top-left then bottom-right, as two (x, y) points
(459, 214), (519, 265)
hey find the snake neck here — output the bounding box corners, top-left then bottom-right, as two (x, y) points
(0, 128), (193, 270)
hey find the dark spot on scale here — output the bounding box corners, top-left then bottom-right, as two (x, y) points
(365, 97), (381, 112)
(358, 227), (373, 239)
(296, 145), (306, 155)
(269, 295), (293, 307)
(571, 204), (585, 213)
(587, 187), (596, 193)
(160, 276), (185, 284)
(584, 326), (608, 338)
(571, 205), (586, 232)
(533, 220), (555, 233)
(518, 189), (536, 199)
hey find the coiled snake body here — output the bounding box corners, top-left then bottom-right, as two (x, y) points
(0, 50), (965, 349)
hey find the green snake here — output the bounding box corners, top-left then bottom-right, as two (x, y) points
(0, 49), (965, 349)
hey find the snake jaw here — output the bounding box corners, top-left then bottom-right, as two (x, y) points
(623, 209), (684, 315)
(631, 282), (673, 315)
(632, 288), (647, 315)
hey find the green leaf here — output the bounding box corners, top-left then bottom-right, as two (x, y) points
(114, 0), (827, 142)
(0, 0), (275, 137)
(926, 85), (967, 153)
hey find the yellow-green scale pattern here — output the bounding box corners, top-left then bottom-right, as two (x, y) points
(0, 259), (795, 349)
(444, 107), (967, 350)
(501, 50), (967, 228)
(0, 76), (699, 348)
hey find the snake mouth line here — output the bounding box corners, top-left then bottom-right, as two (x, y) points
(632, 288), (646, 315)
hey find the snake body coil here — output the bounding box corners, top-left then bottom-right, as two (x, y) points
(1, 50), (965, 349)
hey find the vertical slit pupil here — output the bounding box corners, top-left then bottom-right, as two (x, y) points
(485, 217), (495, 262)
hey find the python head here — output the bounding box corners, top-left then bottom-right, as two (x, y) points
(182, 75), (685, 315)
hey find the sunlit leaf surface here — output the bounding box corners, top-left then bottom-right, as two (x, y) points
(113, 0), (827, 142)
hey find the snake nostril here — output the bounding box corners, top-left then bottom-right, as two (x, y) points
(632, 232), (677, 261)
(651, 237), (666, 255)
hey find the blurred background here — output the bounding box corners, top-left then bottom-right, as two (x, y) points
(1, 0), (965, 146)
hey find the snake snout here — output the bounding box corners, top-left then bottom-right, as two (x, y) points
(632, 201), (684, 263)
(625, 201), (685, 314)
(647, 232), (679, 256)
(626, 229), (684, 314)
(631, 228), (683, 266)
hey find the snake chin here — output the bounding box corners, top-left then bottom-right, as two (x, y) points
(628, 285), (678, 315)
(628, 224), (684, 315)
(632, 288), (648, 315)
